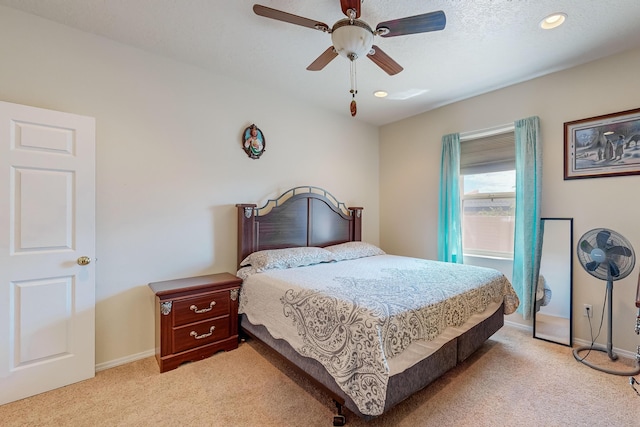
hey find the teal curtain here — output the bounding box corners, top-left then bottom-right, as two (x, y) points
(438, 133), (463, 263)
(512, 117), (543, 320)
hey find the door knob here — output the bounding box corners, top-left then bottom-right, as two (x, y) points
(77, 256), (91, 266)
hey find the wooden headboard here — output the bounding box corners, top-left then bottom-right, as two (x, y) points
(236, 186), (362, 269)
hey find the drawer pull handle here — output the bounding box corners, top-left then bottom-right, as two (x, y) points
(190, 301), (216, 314)
(190, 326), (215, 340)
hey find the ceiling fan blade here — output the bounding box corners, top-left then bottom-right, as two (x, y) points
(340, 0), (361, 18)
(376, 10), (446, 38)
(596, 230), (611, 249)
(606, 245), (633, 257)
(586, 260), (600, 271)
(580, 239), (594, 254)
(253, 4), (328, 30)
(307, 47), (338, 71)
(609, 260), (620, 277)
(367, 45), (403, 75)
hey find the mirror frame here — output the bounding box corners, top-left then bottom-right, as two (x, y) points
(533, 217), (573, 346)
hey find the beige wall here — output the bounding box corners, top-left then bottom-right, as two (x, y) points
(2, 4), (639, 366)
(380, 47), (640, 354)
(0, 7), (380, 367)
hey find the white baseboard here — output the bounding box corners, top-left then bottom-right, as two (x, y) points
(504, 319), (532, 332)
(503, 320), (639, 361)
(95, 329), (638, 373)
(95, 349), (155, 372)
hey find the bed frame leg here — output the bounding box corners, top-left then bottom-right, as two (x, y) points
(332, 400), (346, 426)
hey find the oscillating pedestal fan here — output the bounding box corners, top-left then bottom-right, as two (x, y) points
(573, 228), (640, 376)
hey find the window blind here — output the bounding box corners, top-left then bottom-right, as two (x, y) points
(460, 131), (515, 175)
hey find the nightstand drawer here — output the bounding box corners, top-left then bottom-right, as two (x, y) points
(173, 317), (230, 354)
(173, 291), (231, 326)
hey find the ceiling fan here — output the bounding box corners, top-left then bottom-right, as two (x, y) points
(253, 1), (446, 116)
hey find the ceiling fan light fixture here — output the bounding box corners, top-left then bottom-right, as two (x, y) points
(540, 12), (567, 30)
(331, 19), (374, 60)
(253, 3), (447, 116)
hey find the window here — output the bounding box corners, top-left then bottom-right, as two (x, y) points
(462, 171), (515, 258)
(459, 128), (516, 259)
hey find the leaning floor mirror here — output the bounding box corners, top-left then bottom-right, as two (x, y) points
(534, 218), (573, 346)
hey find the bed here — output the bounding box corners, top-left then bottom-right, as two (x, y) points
(236, 186), (519, 425)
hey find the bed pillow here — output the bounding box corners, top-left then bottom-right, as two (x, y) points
(239, 247), (334, 272)
(325, 241), (385, 261)
(236, 265), (258, 281)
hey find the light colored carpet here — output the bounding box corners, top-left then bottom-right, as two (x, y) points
(1, 325), (639, 427)
(534, 312), (570, 345)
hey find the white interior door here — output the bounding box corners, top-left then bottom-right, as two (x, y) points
(0, 101), (96, 405)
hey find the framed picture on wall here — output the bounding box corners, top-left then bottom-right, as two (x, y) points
(564, 107), (640, 180)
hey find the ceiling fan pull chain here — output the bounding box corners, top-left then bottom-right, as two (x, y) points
(349, 60), (357, 117)
(349, 59), (359, 95)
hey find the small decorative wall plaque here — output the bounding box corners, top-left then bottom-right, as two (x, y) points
(242, 124), (266, 159)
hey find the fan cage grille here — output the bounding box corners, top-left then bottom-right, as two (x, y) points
(576, 228), (635, 281)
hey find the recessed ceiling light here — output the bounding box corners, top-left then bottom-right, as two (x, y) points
(540, 13), (567, 30)
(374, 91), (388, 98)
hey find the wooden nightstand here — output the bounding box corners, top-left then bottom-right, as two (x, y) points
(148, 273), (242, 373)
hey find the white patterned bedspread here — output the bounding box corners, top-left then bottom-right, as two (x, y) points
(238, 255), (519, 416)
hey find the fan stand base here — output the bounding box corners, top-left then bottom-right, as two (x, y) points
(573, 345), (640, 376)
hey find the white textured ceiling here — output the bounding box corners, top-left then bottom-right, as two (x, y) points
(2, 0), (640, 125)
